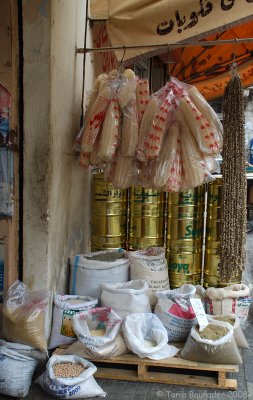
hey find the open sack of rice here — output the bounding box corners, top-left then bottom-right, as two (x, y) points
(64, 307), (127, 359)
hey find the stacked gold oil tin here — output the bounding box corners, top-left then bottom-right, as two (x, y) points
(128, 187), (165, 250)
(91, 173), (128, 251)
(166, 187), (204, 288)
(204, 178), (242, 287)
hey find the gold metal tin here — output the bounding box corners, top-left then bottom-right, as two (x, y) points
(91, 174), (127, 250)
(128, 187), (165, 250)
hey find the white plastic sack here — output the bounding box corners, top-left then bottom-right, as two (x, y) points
(205, 284), (251, 323)
(49, 295), (98, 349)
(72, 307), (127, 358)
(0, 339), (47, 361)
(122, 313), (178, 360)
(181, 320), (243, 364)
(129, 247), (170, 306)
(0, 346), (38, 397)
(101, 279), (151, 318)
(69, 250), (129, 300)
(154, 284), (197, 341)
(36, 354), (106, 399)
(207, 314), (249, 349)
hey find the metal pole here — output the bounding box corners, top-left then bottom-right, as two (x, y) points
(76, 37), (253, 54)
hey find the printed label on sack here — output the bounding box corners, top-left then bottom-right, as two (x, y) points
(60, 310), (79, 338)
(190, 298), (208, 331)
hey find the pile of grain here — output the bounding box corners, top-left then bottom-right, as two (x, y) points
(53, 362), (86, 378)
(86, 252), (125, 262)
(198, 324), (228, 340)
(90, 329), (106, 336)
(213, 316), (235, 326)
(143, 340), (157, 348)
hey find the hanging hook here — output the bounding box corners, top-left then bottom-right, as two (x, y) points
(232, 38), (239, 64)
(120, 46), (126, 65)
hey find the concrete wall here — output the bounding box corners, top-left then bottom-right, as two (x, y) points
(22, 0), (94, 295)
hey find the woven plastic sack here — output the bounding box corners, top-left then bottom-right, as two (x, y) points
(154, 284), (197, 341)
(129, 247), (170, 306)
(3, 280), (48, 351)
(36, 354), (106, 399)
(48, 295), (98, 349)
(101, 279), (151, 319)
(0, 339), (47, 361)
(181, 320), (242, 365)
(69, 250), (129, 300)
(72, 307), (127, 358)
(122, 313), (178, 360)
(0, 346), (38, 397)
(205, 284), (251, 323)
(207, 314), (249, 349)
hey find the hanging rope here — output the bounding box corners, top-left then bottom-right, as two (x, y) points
(219, 66), (247, 282)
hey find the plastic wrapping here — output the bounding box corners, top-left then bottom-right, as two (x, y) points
(150, 119), (182, 191)
(3, 280), (49, 351)
(122, 313), (178, 360)
(118, 73), (139, 157)
(136, 78), (150, 123)
(72, 307), (127, 358)
(48, 295), (98, 350)
(112, 155), (139, 189)
(179, 112), (214, 190)
(100, 279), (151, 319)
(97, 95), (121, 162)
(181, 320), (242, 365)
(36, 354), (106, 399)
(179, 95), (220, 155)
(76, 71), (223, 191)
(73, 73), (108, 152)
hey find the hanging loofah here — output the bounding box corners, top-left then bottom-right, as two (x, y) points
(219, 66), (247, 282)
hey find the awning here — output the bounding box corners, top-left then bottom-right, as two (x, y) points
(90, 0), (253, 99)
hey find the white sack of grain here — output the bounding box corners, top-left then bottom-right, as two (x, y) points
(36, 354), (106, 399)
(154, 284), (197, 341)
(69, 250), (129, 300)
(204, 284), (251, 323)
(72, 307), (127, 358)
(181, 320), (242, 365)
(101, 279), (151, 319)
(0, 346), (38, 397)
(122, 313), (178, 360)
(48, 295), (98, 349)
(207, 314), (249, 349)
(128, 247), (170, 306)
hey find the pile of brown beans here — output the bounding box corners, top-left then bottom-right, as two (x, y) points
(53, 362), (86, 378)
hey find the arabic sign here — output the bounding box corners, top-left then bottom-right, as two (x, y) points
(90, 0), (253, 61)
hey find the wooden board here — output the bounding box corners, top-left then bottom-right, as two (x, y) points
(53, 347), (239, 390)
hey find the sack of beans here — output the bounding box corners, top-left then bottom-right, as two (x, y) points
(154, 284), (197, 341)
(36, 354), (106, 398)
(205, 284), (251, 323)
(207, 314), (249, 349)
(128, 247), (170, 306)
(69, 250), (129, 300)
(181, 319), (242, 364)
(100, 279), (151, 319)
(122, 313), (178, 360)
(70, 307), (127, 358)
(48, 295), (98, 349)
(0, 346), (38, 397)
